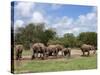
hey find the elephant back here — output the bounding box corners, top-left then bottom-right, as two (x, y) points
(56, 44), (64, 51)
(81, 44), (91, 50)
(47, 45), (57, 51)
(32, 43), (45, 50)
(62, 48), (70, 52)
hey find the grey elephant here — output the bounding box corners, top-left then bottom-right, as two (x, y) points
(31, 43), (46, 59)
(55, 44), (64, 56)
(81, 44), (96, 56)
(47, 44), (63, 57)
(15, 44), (23, 60)
(62, 48), (71, 57)
(46, 45), (57, 56)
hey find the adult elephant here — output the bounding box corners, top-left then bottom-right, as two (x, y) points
(62, 48), (71, 57)
(55, 44), (64, 56)
(31, 43), (46, 59)
(15, 44), (23, 60)
(47, 44), (63, 57)
(81, 44), (96, 56)
(46, 45), (57, 56)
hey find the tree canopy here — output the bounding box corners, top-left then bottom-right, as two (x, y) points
(14, 23), (97, 49)
(14, 23), (56, 49)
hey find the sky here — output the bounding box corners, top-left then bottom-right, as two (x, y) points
(11, 1), (97, 36)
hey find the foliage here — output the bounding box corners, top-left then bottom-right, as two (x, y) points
(14, 23), (97, 49)
(14, 23), (56, 49)
(77, 32), (97, 46)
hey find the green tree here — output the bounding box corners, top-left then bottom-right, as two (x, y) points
(63, 33), (76, 47)
(78, 32), (97, 46)
(14, 23), (56, 49)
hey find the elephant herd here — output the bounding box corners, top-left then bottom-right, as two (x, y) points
(31, 43), (71, 60)
(15, 43), (96, 60)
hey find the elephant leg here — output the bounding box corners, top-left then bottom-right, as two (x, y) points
(19, 53), (21, 59)
(45, 51), (48, 57)
(31, 52), (35, 59)
(64, 51), (68, 56)
(46, 51), (49, 57)
(50, 51), (53, 56)
(44, 50), (47, 59)
(31, 50), (35, 59)
(87, 51), (90, 56)
(16, 51), (20, 60)
(31, 54), (35, 59)
(56, 49), (58, 57)
(61, 51), (63, 56)
(16, 52), (19, 60)
(42, 52), (46, 60)
(19, 50), (22, 59)
(54, 50), (57, 57)
(56, 51), (58, 58)
(49, 51), (52, 56)
(36, 51), (38, 58)
(48, 51), (50, 57)
(39, 52), (43, 60)
(68, 50), (71, 57)
(82, 51), (85, 56)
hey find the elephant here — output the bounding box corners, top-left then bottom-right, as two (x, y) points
(46, 45), (57, 56)
(15, 44), (23, 60)
(62, 48), (71, 57)
(55, 44), (64, 56)
(31, 43), (46, 59)
(47, 44), (64, 57)
(81, 44), (96, 56)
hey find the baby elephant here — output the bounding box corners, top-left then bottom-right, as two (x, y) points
(62, 48), (71, 57)
(15, 45), (23, 60)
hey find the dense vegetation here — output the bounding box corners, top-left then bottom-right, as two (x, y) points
(14, 23), (97, 49)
